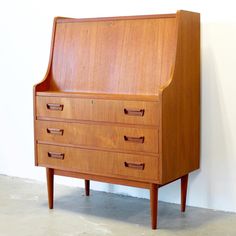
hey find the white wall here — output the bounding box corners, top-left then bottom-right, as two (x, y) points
(1, 0), (236, 212)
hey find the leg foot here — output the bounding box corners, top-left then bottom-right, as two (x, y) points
(150, 183), (158, 229)
(46, 168), (54, 209)
(181, 174), (188, 212)
(85, 180), (90, 196)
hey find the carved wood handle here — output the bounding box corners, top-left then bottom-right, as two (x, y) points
(46, 103), (64, 111)
(124, 109), (145, 116)
(124, 162), (145, 170)
(47, 128), (64, 136)
(48, 152), (65, 160)
(124, 136), (145, 143)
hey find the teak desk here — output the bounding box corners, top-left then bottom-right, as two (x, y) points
(33, 10), (200, 229)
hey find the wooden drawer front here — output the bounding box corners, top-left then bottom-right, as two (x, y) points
(36, 120), (159, 154)
(37, 144), (158, 181)
(36, 96), (159, 126)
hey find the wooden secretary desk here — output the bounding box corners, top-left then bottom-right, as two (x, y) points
(33, 10), (200, 229)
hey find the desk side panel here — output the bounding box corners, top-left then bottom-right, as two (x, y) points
(161, 11), (200, 184)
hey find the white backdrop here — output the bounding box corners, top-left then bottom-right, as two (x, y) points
(0, 0), (236, 212)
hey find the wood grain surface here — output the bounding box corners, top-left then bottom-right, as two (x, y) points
(36, 96), (160, 126)
(36, 120), (159, 154)
(38, 144), (159, 182)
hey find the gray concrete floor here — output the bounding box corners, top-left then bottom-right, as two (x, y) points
(0, 175), (236, 236)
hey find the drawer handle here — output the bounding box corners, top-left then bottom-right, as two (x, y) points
(124, 136), (145, 143)
(47, 128), (64, 136)
(124, 109), (145, 116)
(47, 103), (64, 111)
(48, 152), (65, 160)
(124, 162), (145, 170)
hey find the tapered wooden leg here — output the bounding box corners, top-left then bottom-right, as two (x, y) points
(150, 183), (158, 229)
(46, 168), (54, 209)
(85, 179), (90, 196)
(181, 174), (188, 212)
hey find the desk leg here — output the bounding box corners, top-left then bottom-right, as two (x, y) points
(181, 174), (188, 212)
(46, 168), (54, 209)
(85, 180), (90, 196)
(150, 183), (158, 229)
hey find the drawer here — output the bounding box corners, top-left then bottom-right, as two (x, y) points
(37, 144), (159, 181)
(36, 96), (159, 126)
(36, 120), (159, 154)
